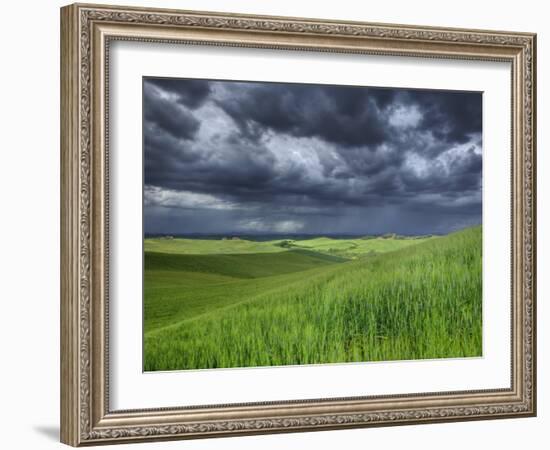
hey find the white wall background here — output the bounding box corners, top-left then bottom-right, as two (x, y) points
(0, 0), (546, 449)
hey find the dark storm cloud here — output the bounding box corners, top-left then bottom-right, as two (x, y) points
(143, 77), (482, 235)
(215, 83), (392, 147)
(406, 90), (482, 145)
(143, 83), (201, 140)
(400, 147), (482, 195)
(145, 78), (212, 109)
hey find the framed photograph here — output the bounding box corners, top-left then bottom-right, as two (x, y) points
(60, 3), (537, 446)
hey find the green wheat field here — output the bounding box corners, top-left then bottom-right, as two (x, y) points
(143, 225), (482, 371)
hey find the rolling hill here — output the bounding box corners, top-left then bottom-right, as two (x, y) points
(143, 226), (482, 371)
(144, 234), (435, 258)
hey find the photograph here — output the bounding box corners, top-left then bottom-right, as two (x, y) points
(142, 78), (483, 372)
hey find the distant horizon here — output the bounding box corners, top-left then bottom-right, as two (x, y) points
(144, 232), (437, 239)
(144, 223), (481, 240)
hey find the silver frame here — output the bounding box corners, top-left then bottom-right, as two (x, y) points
(61, 3), (536, 446)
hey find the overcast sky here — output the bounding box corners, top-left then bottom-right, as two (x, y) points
(143, 77), (482, 236)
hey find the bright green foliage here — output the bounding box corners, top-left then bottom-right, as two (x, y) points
(280, 235), (435, 258)
(145, 249), (345, 279)
(144, 234), (435, 258)
(144, 237), (288, 255)
(144, 251), (345, 332)
(144, 226), (482, 371)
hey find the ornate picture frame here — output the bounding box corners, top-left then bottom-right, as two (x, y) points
(60, 3), (536, 446)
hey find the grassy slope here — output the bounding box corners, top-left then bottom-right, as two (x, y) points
(144, 234), (428, 332)
(144, 238), (287, 255)
(144, 226), (482, 371)
(145, 250), (345, 279)
(288, 236), (435, 258)
(144, 251), (345, 332)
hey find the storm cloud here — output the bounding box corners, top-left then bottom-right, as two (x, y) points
(143, 77), (482, 236)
